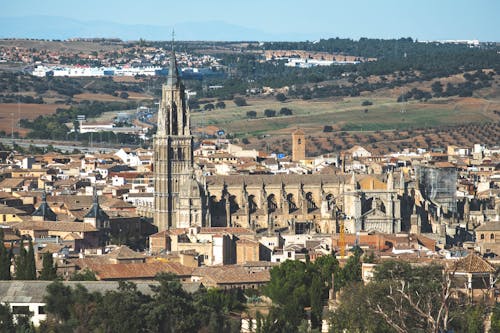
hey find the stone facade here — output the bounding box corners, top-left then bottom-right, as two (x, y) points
(292, 129), (306, 162)
(153, 49), (207, 231)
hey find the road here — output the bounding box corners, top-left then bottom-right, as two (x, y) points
(0, 138), (127, 154)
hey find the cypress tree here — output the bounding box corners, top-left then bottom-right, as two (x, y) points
(15, 239), (26, 280)
(39, 252), (57, 281)
(0, 229), (10, 280)
(25, 240), (36, 280)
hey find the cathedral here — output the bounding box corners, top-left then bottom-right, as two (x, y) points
(153, 49), (404, 235)
(153, 48), (208, 231)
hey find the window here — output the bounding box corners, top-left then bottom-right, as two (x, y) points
(287, 252), (292, 258)
(491, 234), (495, 240)
(481, 234), (485, 240)
(38, 306), (45, 315)
(12, 306), (30, 315)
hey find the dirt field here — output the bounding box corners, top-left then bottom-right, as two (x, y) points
(0, 103), (69, 135)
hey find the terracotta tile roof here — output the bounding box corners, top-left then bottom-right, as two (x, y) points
(192, 265), (270, 284)
(86, 261), (194, 280)
(0, 178), (24, 188)
(476, 222), (500, 232)
(105, 245), (145, 260)
(12, 221), (97, 232)
(0, 204), (26, 215)
(452, 253), (496, 273)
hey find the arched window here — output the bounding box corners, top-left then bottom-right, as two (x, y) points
(481, 234), (485, 240)
(491, 233), (495, 240)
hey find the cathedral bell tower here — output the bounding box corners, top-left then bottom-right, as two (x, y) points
(153, 42), (195, 231)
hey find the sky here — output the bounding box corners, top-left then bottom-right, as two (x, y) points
(1, 0), (499, 41)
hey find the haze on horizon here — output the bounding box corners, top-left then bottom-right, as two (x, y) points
(1, 0), (499, 41)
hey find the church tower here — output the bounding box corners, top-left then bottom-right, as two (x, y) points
(154, 43), (202, 231)
(292, 129), (306, 162)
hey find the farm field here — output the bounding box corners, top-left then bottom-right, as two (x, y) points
(191, 96), (499, 137)
(0, 103), (69, 135)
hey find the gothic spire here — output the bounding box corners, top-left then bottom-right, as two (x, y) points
(167, 31), (179, 87)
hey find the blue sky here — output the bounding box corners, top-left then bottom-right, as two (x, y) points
(2, 0), (499, 41)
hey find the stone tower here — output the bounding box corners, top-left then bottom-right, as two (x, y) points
(153, 45), (204, 231)
(292, 129), (306, 162)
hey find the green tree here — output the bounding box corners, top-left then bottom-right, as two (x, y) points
(95, 281), (150, 332)
(215, 101), (226, 109)
(490, 303), (500, 332)
(69, 269), (97, 281)
(310, 275), (323, 329)
(39, 253), (58, 280)
(0, 303), (15, 332)
(0, 229), (11, 280)
(275, 93), (287, 102)
(233, 97), (247, 107)
(246, 110), (257, 118)
(144, 273), (200, 332)
(279, 107), (293, 116)
(25, 240), (36, 280)
(264, 109), (276, 117)
(44, 281), (74, 322)
(204, 103), (215, 111)
(14, 239), (27, 280)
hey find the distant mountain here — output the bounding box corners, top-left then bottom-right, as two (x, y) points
(0, 15), (315, 41)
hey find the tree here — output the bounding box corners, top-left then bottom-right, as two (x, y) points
(367, 261), (457, 333)
(264, 109), (276, 117)
(215, 101), (226, 109)
(143, 273), (200, 332)
(69, 269), (97, 281)
(323, 125), (333, 132)
(309, 275), (323, 329)
(96, 281), (150, 332)
(25, 240), (36, 280)
(0, 303), (15, 332)
(233, 97), (247, 107)
(279, 107), (293, 116)
(0, 229), (11, 280)
(362, 100), (373, 106)
(275, 93), (287, 102)
(204, 103), (215, 111)
(246, 110), (257, 119)
(431, 80), (444, 97)
(44, 281), (74, 322)
(119, 91), (129, 99)
(14, 239), (27, 280)
(39, 253), (58, 281)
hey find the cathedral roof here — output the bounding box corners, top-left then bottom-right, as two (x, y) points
(206, 174), (350, 187)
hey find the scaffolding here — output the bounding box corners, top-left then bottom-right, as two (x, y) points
(416, 165), (457, 214)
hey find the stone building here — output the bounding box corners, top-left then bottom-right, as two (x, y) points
(153, 47), (207, 231)
(292, 129), (306, 162)
(151, 49), (404, 237)
(205, 173), (403, 235)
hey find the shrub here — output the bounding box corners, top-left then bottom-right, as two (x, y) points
(264, 109), (276, 117)
(246, 110), (257, 118)
(279, 107), (293, 116)
(233, 97), (247, 107)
